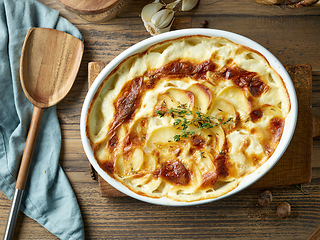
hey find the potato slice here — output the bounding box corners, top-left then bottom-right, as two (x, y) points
(166, 88), (195, 109)
(141, 153), (157, 172)
(195, 151), (215, 174)
(187, 83), (213, 113)
(147, 126), (180, 147)
(209, 125), (225, 153)
(157, 93), (179, 110)
(115, 155), (125, 176)
(130, 148), (145, 172)
(217, 86), (251, 119)
(116, 148), (144, 176)
(209, 99), (236, 123)
(226, 131), (251, 177)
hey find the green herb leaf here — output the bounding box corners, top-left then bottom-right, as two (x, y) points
(174, 118), (181, 126)
(173, 135), (181, 142)
(156, 110), (166, 117)
(156, 105), (234, 141)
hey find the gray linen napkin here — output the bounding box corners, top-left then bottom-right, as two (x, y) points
(0, 0), (84, 239)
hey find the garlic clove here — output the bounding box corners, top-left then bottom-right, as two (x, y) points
(141, 1), (164, 23)
(166, 0), (182, 10)
(143, 20), (173, 36)
(151, 9), (175, 29)
(143, 22), (159, 36)
(158, 22), (174, 34)
(181, 0), (199, 11)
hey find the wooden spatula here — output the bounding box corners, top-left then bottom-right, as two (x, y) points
(3, 27), (84, 240)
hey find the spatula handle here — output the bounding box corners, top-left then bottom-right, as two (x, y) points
(3, 189), (23, 240)
(3, 106), (44, 240)
(16, 106), (44, 190)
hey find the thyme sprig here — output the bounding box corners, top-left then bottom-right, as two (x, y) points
(156, 104), (233, 141)
(294, 184), (306, 194)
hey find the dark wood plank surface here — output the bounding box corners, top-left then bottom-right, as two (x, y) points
(0, 0), (320, 239)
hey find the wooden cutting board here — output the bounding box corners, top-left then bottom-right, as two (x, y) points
(88, 62), (313, 197)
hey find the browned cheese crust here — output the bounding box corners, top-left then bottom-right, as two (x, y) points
(86, 36), (291, 202)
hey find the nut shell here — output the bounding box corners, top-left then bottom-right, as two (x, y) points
(277, 202), (291, 218)
(258, 190), (273, 206)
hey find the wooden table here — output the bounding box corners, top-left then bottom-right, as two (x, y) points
(1, 0), (320, 239)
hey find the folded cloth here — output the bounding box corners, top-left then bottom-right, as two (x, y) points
(0, 0), (84, 239)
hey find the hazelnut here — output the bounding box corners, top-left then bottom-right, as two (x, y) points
(277, 202), (291, 218)
(200, 20), (208, 28)
(258, 190), (272, 206)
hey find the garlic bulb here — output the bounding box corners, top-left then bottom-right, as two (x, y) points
(141, 0), (175, 36)
(141, 0), (199, 36)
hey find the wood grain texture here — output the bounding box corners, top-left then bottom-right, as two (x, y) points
(58, 0), (123, 12)
(15, 107), (44, 190)
(20, 28), (84, 108)
(313, 117), (320, 137)
(254, 0), (320, 7)
(1, 0), (319, 239)
(2, 169), (320, 239)
(309, 225), (320, 240)
(120, 0), (320, 17)
(57, 0), (130, 22)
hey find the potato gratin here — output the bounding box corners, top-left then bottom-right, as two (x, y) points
(86, 35), (291, 202)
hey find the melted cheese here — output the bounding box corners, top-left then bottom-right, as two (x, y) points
(86, 36), (290, 202)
